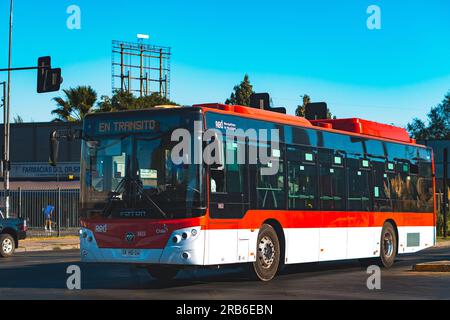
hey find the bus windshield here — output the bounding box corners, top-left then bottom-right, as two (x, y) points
(80, 110), (205, 220)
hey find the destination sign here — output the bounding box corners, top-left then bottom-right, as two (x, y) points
(94, 119), (160, 134)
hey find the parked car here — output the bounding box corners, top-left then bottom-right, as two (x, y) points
(0, 210), (27, 257)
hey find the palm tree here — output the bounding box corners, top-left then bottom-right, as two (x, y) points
(51, 86), (98, 122)
(13, 115), (24, 123)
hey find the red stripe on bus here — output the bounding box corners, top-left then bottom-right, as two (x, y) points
(205, 211), (435, 230)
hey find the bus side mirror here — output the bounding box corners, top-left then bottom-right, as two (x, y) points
(49, 131), (59, 167)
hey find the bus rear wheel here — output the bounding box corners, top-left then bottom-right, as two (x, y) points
(380, 222), (397, 268)
(251, 224), (281, 282)
(147, 265), (179, 281)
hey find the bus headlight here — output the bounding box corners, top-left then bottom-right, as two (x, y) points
(182, 232), (190, 240)
(172, 235), (182, 244)
(182, 252), (191, 260)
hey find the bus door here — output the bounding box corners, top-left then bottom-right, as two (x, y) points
(207, 139), (250, 265)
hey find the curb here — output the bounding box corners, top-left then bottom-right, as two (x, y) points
(16, 245), (80, 253)
(412, 261), (450, 272)
(436, 241), (450, 248)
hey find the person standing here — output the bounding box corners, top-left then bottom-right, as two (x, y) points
(44, 204), (55, 232)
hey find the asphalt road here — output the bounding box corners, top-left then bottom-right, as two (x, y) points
(1, 247), (450, 300)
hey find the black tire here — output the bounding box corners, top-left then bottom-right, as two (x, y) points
(0, 234), (16, 258)
(251, 224), (281, 282)
(147, 265), (179, 281)
(380, 222), (397, 268)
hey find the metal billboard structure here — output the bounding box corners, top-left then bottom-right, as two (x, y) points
(112, 40), (171, 98)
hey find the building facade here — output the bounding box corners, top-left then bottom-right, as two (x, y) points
(0, 122), (81, 189)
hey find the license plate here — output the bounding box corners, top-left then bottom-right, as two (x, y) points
(122, 249), (141, 257)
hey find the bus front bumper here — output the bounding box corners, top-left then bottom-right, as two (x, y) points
(79, 227), (205, 266)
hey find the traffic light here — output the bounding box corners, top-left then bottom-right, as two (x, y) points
(45, 68), (62, 92)
(37, 56), (63, 93)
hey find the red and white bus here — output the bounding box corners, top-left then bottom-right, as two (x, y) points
(76, 103), (436, 281)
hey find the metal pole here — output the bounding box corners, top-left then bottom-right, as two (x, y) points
(0, 66), (43, 72)
(164, 74), (168, 98)
(128, 71), (131, 93)
(18, 186), (21, 217)
(140, 45), (143, 97)
(0, 82), (5, 107)
(159, 49), (163, 95)
(4, 0), (13, 218)
(57, 187), (61, 237)
(443, 148), (448, 239)
(120, 43), (124, 92)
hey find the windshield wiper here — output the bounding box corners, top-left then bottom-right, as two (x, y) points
(130, 178), (168, 219)
(102, 176), (128, 217)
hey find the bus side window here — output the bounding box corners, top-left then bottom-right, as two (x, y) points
(287, 145), (317, 210)
(318, 149), (346, 211)
(417, 158), (434, 213)
(392, 161), (415, 212)
(255, 143), (286, 210)
(347, 157), (371, 211)
(210, 141), (245, 195)
(372, 161), (392, 212)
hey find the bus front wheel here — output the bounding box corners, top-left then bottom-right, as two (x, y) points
(251, 224), (281, 282)
(147, 265), (179, 281)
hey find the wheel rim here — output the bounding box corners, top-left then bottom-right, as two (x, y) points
(383, 232), (394, 258)
(258, 236), (275, 269)
(2, 238), (13, 254)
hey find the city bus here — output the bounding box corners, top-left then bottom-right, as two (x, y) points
(69, 103), (435, 281)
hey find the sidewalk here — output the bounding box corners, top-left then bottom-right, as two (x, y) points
(436, 238), (450, 248)
(17, 236), (79, 253)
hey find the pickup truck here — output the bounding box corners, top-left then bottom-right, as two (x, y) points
(0, 211), (27, 257)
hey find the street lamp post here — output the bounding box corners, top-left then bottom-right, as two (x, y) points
(4, 0), (13, 218)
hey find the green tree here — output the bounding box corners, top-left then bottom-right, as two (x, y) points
(97, 90), (136, 112)
(134, 93), (177, 109)
(295, 94), (335, 119)
(52, 86), (98, 122)
(407, 91), (450, 140)
(225, 74), (254, 106)
(97, 91), (176, 112)
(295, 94), (311, 117)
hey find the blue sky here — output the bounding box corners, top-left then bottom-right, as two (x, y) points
(0, 0), (449, 127)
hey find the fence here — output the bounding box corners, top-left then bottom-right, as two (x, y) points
(0, 188), (80, 237)
(437, 192), (450, 237)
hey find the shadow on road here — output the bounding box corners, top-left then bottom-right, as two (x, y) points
(0, 247), (445, 292)
(0, 257), (367, 291)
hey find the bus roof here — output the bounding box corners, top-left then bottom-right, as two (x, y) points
(194, 103), (416, 145)
(84, 103), (417, 146)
